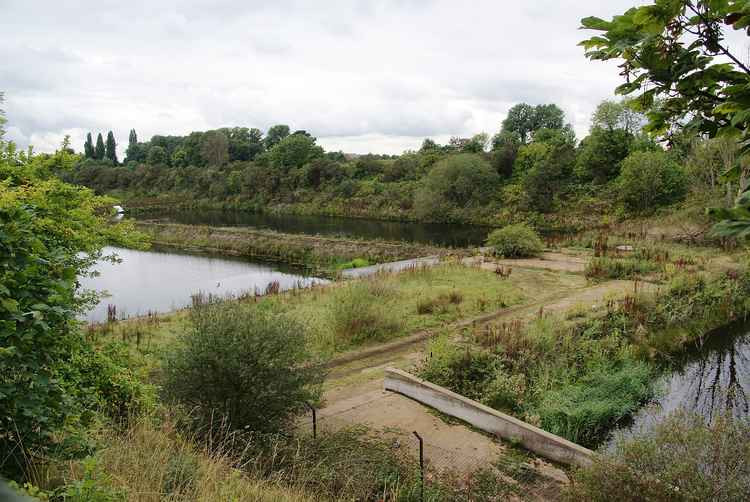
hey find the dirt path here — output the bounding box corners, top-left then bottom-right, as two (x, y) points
(314, 254), (658, 498)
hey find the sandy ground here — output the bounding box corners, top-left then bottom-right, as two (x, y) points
(313, 252), (657, 499)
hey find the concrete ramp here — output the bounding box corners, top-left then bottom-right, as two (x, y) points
(384, 368), (593, 467)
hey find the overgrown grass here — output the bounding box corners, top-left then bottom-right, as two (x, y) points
(584, 256), (659, 280)
(565, 411), (750, 501)
(104, 263), (573, 359)
(420, 267), (750, 447)
(31, 410), (524, 502)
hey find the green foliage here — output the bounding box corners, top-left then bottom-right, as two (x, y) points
(490, 130), (520, 178)
(329, 280), (403, 344)
(521, 139), (576, 212)
(617, 150), (687, 213)
(335, 257), (370, 270)
(105, 131), (117, 164)
(58, 457), (126, 502)
(200, 130), (229, 167)
(94, 133), (105, 160)
(162, 300), (323, 433)
(84, 132), (94, 159)
(146, 145), (168, 165)
(486, 223), (544, 258)
(566, 411), (750, 501)
(584, 256), (659, 280)
(414, 153), (499, 221)
(501, 103), (565, 144)
(0, 150), (148, 478)
(580, 1), (750, 235)
(268, 133), (324, 171)
(537, 361), (653, 446)
(591, 99), (644, 133)
(575, 127), (633, 184)
(264, 124), (290, 150)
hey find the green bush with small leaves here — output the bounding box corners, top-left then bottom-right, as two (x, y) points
(486, 223), (544, 258)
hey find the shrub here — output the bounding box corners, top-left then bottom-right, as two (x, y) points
(414, 153), (500, 221)
(163, 301), (324, 433)
(329, 282), (402, 344)
(486, 223), (544, 258)
(617, 150), (687, 214)
(0, 157), (146, 479)
(566, 411), (750, 501)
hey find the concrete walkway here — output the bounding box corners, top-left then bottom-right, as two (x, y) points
(340, 255), (440, 278)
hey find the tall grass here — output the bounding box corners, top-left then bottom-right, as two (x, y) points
(329, 279), (403, 344)
(566, 411), (750, 501)
(55, 415), (316, 502)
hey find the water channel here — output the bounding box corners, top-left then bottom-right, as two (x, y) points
(612, 320), (750, 443)
(133, 209), (491, 247)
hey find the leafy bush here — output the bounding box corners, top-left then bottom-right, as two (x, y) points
(536, 361), (654, 446)
(329, 281), (403, 344)
(0, 153), (146, 479)
(566, 411), (750, 501)
(163, 300), (324, 433)
(617, 150), (687, 214)
(486, 223), (544, 258)
(414, 153), (500, 221)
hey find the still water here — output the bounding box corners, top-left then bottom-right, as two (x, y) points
(613, 321), (750, 443)
(134, 209), (491, 247)
(80, 246), (326, 323)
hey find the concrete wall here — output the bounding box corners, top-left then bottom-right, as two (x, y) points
(384, 368), (593, 467)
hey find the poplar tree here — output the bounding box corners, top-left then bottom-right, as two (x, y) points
(94, 133), (105, 160)
(84, 132), (94, 158)
(105, 130), (118, 164)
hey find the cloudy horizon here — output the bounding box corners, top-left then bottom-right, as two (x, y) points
(2, 0), (652, 157)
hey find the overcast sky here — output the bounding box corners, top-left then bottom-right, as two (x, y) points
(1, 0), (653, 157)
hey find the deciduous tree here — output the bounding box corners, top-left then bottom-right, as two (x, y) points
(580, 1), (750, 235)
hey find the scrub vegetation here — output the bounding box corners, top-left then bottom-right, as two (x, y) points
(6, 0), (750, 499)
(419, 267), (750, 446)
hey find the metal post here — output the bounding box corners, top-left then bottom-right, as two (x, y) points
(413, 431), (424, 501)
(306, 403), (317, 439)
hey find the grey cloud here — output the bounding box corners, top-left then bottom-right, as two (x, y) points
(1, 0), (643, 155)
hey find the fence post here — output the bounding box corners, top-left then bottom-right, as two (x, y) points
(306, 402), (317, 439)
(413, 431), (424, 501)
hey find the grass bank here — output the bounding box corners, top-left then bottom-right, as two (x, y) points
(135, 221), (456, 275)
(90, 262), (583, 360)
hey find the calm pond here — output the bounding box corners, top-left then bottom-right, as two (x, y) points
(612, 320), (750, 443)
(80, 246), (326, 323)
(133, 209), (491, 247)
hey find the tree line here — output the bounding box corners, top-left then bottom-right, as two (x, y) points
(66, 99), (705, 226)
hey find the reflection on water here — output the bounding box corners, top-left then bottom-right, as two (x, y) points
(134, 209), (491, 247)
(80, 246), (327, 323)
(612, 321), (750, 443)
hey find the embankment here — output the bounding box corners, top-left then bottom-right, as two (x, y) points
(136, 221), (456, 274)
